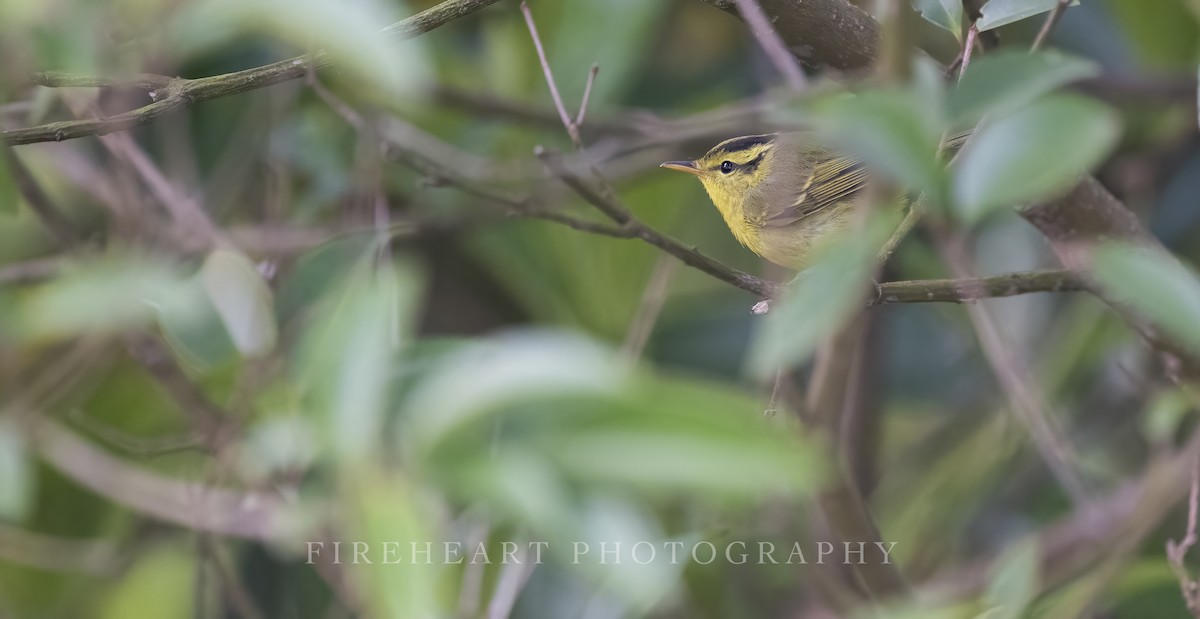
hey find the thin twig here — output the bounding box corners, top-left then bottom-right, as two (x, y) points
(69, 408), (203, 457)
(123, 334), (232, 450)
(0, 256), (61, 284)
(3, 0), (503, 146)
(960, 22), (980, 79)
(575, 64), (599, 127)
(1031, 0), (1072, 51)
(0, 522), (123, 574)
(1, 146), (79, 247)
(519, 1), (581, 146)
(1168, 455), (1200, 616)
(868, 269), (1085, 306)
(485, 544), (535, 619)
(733, 0), (807, 90)
(937, 234), (1089, 504)
(60, 94), (222, 244)
(206, 538), (269, 619)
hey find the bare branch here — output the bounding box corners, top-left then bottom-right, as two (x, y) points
(0, 145), (79, 247)
(536, 146), (779, 297)
(3, 0), (503, 146)
(937, 235), (1089, 504)
(0, 522), (124, 574)
(31, 72), (173, 91)
(123, 334), (233, 450)
(1031, 0), (1073, 51)
(622, 254), (679, 358)
(519, 1), (581, 146)
(486, 544), (536, 619)
(732, 0), (807, 90)
(869, 269), (1085, 306)
(33, 419), (294, 540)
(700, 0), (880, 71)
(575, 64), (599, 127)
(959, 22), (980, 79)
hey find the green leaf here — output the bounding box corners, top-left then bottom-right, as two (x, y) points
(157, 276), (239, 371)
(298, 259), (419, 463)
(978, 0), (1076, 32)
(953, 94), (1119, 221)
(16, 255), (188, 341)
(1091, 243), (1200, 354)
(803, 89), (945, 197)
(0, 420), (33, 522)
(200, 250), (277, 358)
(913, 0), (963, 40)
(342, 473), (447, 619)
(402, 332), (627, 456)
(982, 538), (1039, 619)
(949, 50), (1100, 127)
(747, 212), (897, 377)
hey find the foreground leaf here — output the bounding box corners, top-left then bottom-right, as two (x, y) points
(747, 212), (897, 377)
(914, 0), (963, 40)
(1091, 243), (1200, 353)
(953, 94), (1119, 221)
(949, 50), (1099, 126)
(200, 250), (277, 358)
(803, 90), (946, 198)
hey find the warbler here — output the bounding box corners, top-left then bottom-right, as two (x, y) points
(661, 133), (874, 271)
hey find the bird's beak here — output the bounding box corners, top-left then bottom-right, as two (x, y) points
(660, 160), (701, 176)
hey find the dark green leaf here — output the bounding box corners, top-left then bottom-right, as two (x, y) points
(300, 260), (419, 463)
(17, 256), (188, 340)
(949, 50), (1099, 127)
(802, 89), (945, 197)
(982, 539), (1039, 619)
(914, 0), (963, 40)
(953, 94), (1119, 220)
(1091, 243), (1200, 353)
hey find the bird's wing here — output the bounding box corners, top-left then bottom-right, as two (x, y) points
(761, 131), (969, 227)
(762, 153), (867, 227)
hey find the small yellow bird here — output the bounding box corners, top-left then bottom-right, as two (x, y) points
(661, 133), (879, 271)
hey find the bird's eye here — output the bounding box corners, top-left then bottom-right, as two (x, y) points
(720, 161), (735, 174)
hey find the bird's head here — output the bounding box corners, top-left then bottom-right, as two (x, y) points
(660, 134), (779, 220)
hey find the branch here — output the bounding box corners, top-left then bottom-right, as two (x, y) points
(937, 236), (1089, 504)
(700, 0), (879, 71)
(869, 269), (1085, 306)
(520, 1), (582, 146)
(2, 0), (503, 146)
(33, 420), (294, 540)
(536, 146), (781, 298)
(1169, 456), (1200, 616)
(732, 0), (807, 90)
(1031, 0), (1073, 51)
